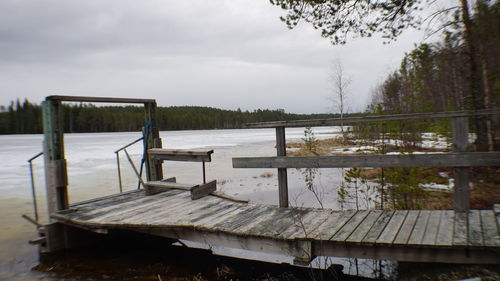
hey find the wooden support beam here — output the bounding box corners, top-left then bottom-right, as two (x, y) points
(42, 100), (69, 215)
(232, 152), (500, 169)
(452, 117), (470, 213)
(134, 227), (314, 265)
(276, 126), (288, 208)
(191, 180), (217, 200)
(144, 102), (163, 181)
(148, 149), (213, 162)
(145, 180), (196, 195)
(47, 95), (156, 104)
(314, 241), (500, 264)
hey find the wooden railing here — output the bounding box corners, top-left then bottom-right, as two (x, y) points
(232, 109), (500, 211)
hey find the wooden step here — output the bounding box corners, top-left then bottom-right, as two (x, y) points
(145, 179), (217, 200)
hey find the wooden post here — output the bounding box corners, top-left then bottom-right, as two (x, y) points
(276, 126), (288, 208)
(42, 99), (69, 216)
(144, 102), (163, 181)
(452, 117), (470, 212)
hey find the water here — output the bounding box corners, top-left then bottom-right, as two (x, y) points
(0, 127), (389, 279)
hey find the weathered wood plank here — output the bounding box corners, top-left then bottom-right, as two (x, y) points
(376, 210), (408, 244)
(145, 177), (179, 195)
(193, 204), (256, 228)
(145, 181), (197, 191)
(480, 210), (500, 247)
(421, 211), (442, 245)
(83, 190), (188, 222)
(232, 152), (500, 169)
(393, 210), (420, 245)
(436, 210), (455, 246)
(93, 192), (194, 223)
(243, 108), (500, 129)
(313, 210), (357, 240)
(233, 207), (286, 235)
(346, 210), (383, 243)
(135, 196), (222, 225)
(174, 202), (240, 226)
(494, 204), (500, 215)
(468, 210), (483, 246)
(453, 211), (468, 246)
(61, 189), (183, 221)
(191, 180), (216, 200)
(282, 209), (333, 239)
(148, 148), (213, 162)
(362, 210), (395, 244)
(244, 208), (309, 237)
(70, 190), (143, 208)
(408, 210), (431, 245)
(330, 211), (370, 241)
(212, 205), (275, 232)
(47, 95), (155, 104)
(276, 126), (288, 208)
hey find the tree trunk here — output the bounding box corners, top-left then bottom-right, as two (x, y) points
(460, 0), (489, 151)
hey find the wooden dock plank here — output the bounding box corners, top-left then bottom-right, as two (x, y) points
(89, 190), (191, 222)
(223, 207), (285, 235)
(421, 211), (442, 245)
(179, 202), (241, 225)
(436, 210), (455, 246)
(243, 208), (309, 237)
(94, 192), (196, 224)
(314, 210), (356, 240)
(376, 210), (407, 244)
(346, 210), (383, 243)
(212, 205), (275, 232)
(68, 191), (160, 216)
(453, 211), (468, 246)
(129, 195), (222, 225)
(408, 210), (431, 245)
(480, 210), (500, 247)
(193, 204), (256, 229)
(393, 210), (420, 245)
(64, 189), (185, 222)
(330, 210), (370, 241)
(70, 190), (143, 208)
(363, 210), (395, 244)
(281, 209), (333, 239)
(468, 210), (483, 246)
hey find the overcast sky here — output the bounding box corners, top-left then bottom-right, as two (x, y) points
(0, 0), (440, 113)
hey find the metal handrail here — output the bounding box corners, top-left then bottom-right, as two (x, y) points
(115, 137), (144, 192)
(27, 152), (43, 224)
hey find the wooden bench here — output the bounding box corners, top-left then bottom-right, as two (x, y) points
(146, 149), (216, 199)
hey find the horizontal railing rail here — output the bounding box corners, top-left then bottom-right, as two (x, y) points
(233, 109), (500, 211)
(47, 95), (156, 104)
(243, 108), (500, 129)
(233, 152), (500, 169)
(115, 137), (144, 193)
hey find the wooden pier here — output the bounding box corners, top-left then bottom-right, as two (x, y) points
(48, 187), (500, 264)
(26, 96), (500, 266)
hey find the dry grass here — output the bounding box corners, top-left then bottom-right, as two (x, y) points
(286, 137), (348, 156)
(260, 172), (274, 178)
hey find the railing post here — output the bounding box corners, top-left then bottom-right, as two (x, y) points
(276, 126), (288, 208)
(42, 99), (69, 216)
(452, 117), (470, 212)
(144, 102), (163, 181)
